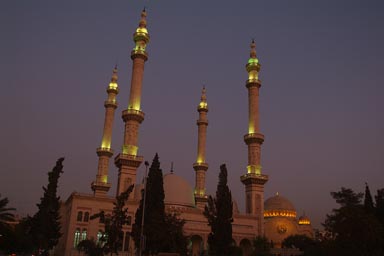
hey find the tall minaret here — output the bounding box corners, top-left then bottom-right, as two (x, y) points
(91, 66), (119, 197)
(193, 87), (209, 209)
(115, 9), (149, 196)
(240, 40), (269, 234)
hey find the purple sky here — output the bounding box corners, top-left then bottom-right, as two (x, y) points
(1, 1), (383, 229)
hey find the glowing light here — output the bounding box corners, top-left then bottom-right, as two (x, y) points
(102, 175), (108, 183)
(247, 165), (262, 174)
(248, 124), (255, 134)
(101, 140), (111, 149)
(123, 145), (138, 156)
(109, 82), (118, 90)
(199, 102), (208, 109)
(248, 58), (259, 65)
(264, 210), (297, 218)
(136, 27), (148, 34)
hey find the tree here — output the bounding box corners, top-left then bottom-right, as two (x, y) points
(131, 154), (187, 255)
(77, 239), (104, 256)
(203, 164), (233, 256)
(364, 183), (375, 213)
(30, 157), (64, 254)
(251, 236), (272, 256)
(323, 187), (384, 256)
(0, 194), (15, 234)
(282, 234), (326, 256)
(90, 185), (134, 255)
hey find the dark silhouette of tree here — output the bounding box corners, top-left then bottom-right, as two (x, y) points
(77, 238), (104, 256)
(0, 194), (15, 234)
(323, 187), (384, 256)
(251, 235), (272, 256)
(90, 185), (134, 255)
(30, 157), (64, 254)
(282, 234), (326, 256)
(0, 217), (34, 254)
(204, 164), (233, 256)
(364, 182), (375, 213)
(132, 154), (187, 255)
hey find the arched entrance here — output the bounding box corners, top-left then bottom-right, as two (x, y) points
(188, 235), (204, 256)
(240, 238), (252, 256)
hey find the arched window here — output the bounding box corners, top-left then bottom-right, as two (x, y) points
(73, 228), (81, 247)
(84, 212), (89, 222)
(77, 211), (83, 222)
(81, 229), (87, 241)
(97, 230), (103, 243)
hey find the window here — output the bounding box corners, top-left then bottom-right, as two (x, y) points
(97, 230), (103, 243)
(77, 211), (83, 222)
(81, 228), (87, 241)
(84, 212), (89, 222)
(126, 216), (132, 225)
(74, 228), (81, 247)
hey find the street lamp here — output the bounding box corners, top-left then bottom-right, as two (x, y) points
(139, 161), (149, 256)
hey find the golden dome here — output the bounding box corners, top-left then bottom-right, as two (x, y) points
(298, 215), (311, 225)
(264, 193), (297, 218)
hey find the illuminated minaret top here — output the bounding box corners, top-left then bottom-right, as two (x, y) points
(92, 66), (119, 196)
(241, 40), (268, 234)
(115, 9), (149, 196)
(193, 87), (209, 209)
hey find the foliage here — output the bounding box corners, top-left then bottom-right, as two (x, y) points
(282, 234), (326, 256)
(77, 238), (104, 256)
(131, 154), (187, 255)
(251, 235), (272, 256)
(323, 186), (384, 256)
(203, 164), (233, 256)
(0, 217), (34, 253)
(30, 157), (64, 253)
(364, 183), (375, 213)
(0, 194), (15, 234)
(90, 185), (134, 255)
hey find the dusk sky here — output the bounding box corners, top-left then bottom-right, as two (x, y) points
(1, 1), (383, 229)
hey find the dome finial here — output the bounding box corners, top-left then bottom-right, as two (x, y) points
(201, 86), (207, 102)
(111, 65), (118, 83)
(139, 8), (147, 28)
(250, 39), (256, 58)
(170, 162), (174, 174)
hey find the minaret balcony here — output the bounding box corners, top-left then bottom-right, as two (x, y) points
(246, 79), (261, 88)
(114, 153), (144, 168)
(91, 181), (112, 192)
(193, 162), (209, 171)
(96, 147), (114, 157)
(240, 173), (269, 185)
(104, 100), (117, 109)
(196, 119), (208, 126)
(131, 50), (148, 61)
(122, 109), (145, 123)
(244, 133), (264, 144)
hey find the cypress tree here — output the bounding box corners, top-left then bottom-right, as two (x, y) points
(132, 154), (187, 255)
(31, 157), (64, 254)
(364, 182), (375, 213)
(204, 164), (233, 255)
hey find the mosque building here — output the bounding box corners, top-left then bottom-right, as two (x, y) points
(56, 10), (313, 256)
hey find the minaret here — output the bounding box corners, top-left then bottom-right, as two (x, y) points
(240, 40), (268, 234)
(91, 66), (119, 197)
(193, 87), (209, 209)
(115, 9), (149, 196)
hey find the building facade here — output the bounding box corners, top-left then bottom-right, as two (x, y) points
(56, 10), (313, 256)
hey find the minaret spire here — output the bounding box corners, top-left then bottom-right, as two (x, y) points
(115, 10), (150, 196)
(91, 66), (119, 196)
(194, 86), (209, 209)
(240, 40), (268, 234)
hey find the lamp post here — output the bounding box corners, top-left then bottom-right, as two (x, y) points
(139, 161), (149, 256)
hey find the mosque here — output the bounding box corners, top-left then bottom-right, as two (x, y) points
(56, 10), (313, 256)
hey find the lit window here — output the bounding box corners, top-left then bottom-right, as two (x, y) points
(81, 229), (87, 241)
(77, 211), (83, 222)
(74, 228), (81, 247)
(97, 230), (103, 243)
(84, 212), (89, 222)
